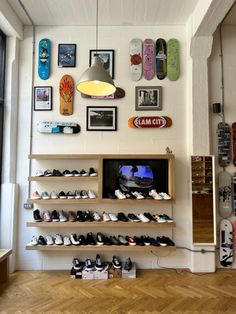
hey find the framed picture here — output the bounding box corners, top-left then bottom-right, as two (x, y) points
(34, 86), (52, 111)
(135, 86), (162, 111)
(86, 106), (117, 131)
(89, 49), (114, 78)
(58, 44), (76, 67)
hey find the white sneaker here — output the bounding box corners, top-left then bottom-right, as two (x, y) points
(74, 190), (81, 199)
(63, 236), (71, 246)
(131, 191), (144, 200)
(137, 213), (150, 223)
(30, 236), (38, 246)
(154, 215), (166, 223)
(58, 210), (67, 222)
(41, 191), (50, 200)
(35, 170), (44, 177)
(32, 191), (41, 200)
(109, 213), (118, 222)
(149, 189), (163, 200)
(93, 212), (101, 221)
(70, 234), (80, 245)
(159, 192), (171, 200)
(46, 235), (54, 245)
(88, 190), (96, 199)
(115, 189), (126, 199)
(55, 234), (63, 245)
(103, 212), (110, 222)
(43, 211), (51, 222)
(50, 191), (58, 199)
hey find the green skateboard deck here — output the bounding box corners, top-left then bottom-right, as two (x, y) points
(167, 38), (180, 81)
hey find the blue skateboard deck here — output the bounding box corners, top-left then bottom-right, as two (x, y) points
(156, 38), (167, 80)
(38, 38), (50, 80)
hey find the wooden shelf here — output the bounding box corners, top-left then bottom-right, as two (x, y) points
(25, 244), (176, 252)
(29, 154), (175, 160)
(28, 176), (98, 182)
(26, 221), (176, 228)
(100, 198), (175, 204)
(27, 199), (99, 205)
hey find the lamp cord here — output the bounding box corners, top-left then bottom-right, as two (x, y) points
(96, 0), (98, 51)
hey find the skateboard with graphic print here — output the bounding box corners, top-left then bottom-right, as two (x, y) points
(218, 122), (231, 167)
(232, 122), (236, 166)
(130, 38), (142, 81)
(156, 38), (167, 80)
(167, 38), (180, 81)
(220, 219), (234, 267)
(38, 38), (50, 80)
(37, 121), (80, 134)
(143, 39), (155, 80)
(59, 75), (74, 115)
(128, 116), (172, 128)
(219, 170), (232, 218)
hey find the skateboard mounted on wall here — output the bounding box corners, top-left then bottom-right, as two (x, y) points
(130, 38), (142, 81)
(38, 38), (50, 80)
(217, 122), (231, 167)
(81, 87), (125, 99)
(37, 121), (80, 134)
(143, 39), (155, 80)
(156, 38), (167, 80)
(220, 219), (234, 267)
(232, 122), (236, 165)
(218, 170), (232, 218)
(128, 116), (172, 128)
(167, 38), (180, 81)
(59, 75), (74, 115)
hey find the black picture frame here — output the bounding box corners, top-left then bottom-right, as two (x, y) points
(86, 106), (117, 131)
(58, 44), (76, 67)
(34, 86), (52, 111)
(135, 86), (162, 111)
(89, 49), (115, 79)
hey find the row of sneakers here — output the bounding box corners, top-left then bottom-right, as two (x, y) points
(29, 232), (175, 247)
(73, 255), (132, 271)
(35, 168), (97, 177)
(32, 190), (96, 200)
(33, 209), (174, 223)
(114, 189), (171, 200)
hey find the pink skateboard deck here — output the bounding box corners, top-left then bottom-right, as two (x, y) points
(143, 39), (155, 80)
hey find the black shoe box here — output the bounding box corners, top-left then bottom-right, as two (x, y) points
(70, 267), (83, 279)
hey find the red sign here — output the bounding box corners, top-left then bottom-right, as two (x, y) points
(128, 116), (172, 128)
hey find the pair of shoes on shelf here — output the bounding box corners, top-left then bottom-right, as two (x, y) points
(114, 189), (145, 200)
(149, 189), (171, 200)
(102, 212), (118, 222)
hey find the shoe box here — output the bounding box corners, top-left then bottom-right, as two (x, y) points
(122, 262), (136, 279)
(82, 269), (95, 280)
(70, 267), (83, 279)
(108, 266), (122, 279)
(94, 269), (108, 280)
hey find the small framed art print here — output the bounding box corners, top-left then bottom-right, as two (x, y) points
(135, 86), (162, 111)
(34, 86), (52, 111)
(58, 44), (76, 67)
(86, 106), (117, 131)
(89, 49), (114, 78)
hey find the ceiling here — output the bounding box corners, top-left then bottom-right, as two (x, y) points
(7, 0), (199, 26)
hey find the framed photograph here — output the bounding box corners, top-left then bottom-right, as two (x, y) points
(58, 44), (76, 67)
(86, 106), (117, 131)
(34, 86), (52, 111)
(135, 86), (162, 111)
(89, 49), (114, 78)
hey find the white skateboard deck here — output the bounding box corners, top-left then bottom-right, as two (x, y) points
(220, 219), (233, 267)
(219, 171), (232, 218)
(130, 38), (142, 81)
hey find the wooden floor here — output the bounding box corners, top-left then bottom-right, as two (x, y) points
(0, 269), (236, 313)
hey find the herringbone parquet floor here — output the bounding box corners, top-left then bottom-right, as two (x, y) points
(0, 269), (236, 314)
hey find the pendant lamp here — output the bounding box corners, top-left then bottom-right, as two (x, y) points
(76, 0), (116, 96)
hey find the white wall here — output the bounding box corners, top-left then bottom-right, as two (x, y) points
(16, 25), (191, 270)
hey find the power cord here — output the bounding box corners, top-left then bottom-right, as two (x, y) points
(176, 246), (217, 253)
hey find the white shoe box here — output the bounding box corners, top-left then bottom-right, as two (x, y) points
(82, 269), (95, 280)
(122, 262), (136, 279)
(94, 270), (108, 280)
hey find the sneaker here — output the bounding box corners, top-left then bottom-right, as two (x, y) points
(33, 209), (42, 222)
(41, 191), (50, 200)
(43, 211), (51, 222)
(58, 210), (67, 222)
(51, 210), (60, 222)
(124, 257), (132, 271)
(46, 235), (54, 245)
(144, 212), (156, 222)
(85, 258), (94, 271)
(70, 234), (80, 245)
(161, 236), (175, 246)
(80, 190), (89, 199)
(118, 235), (128, 245)
(30, 236), (38, 246)
(93, 212), (101, 221)
(32, 191), (41, 200)
(88, 190), (96, 199)
(89, 167), (97, 177)
(66, 191), (75, 199)
(76, 211), (85, 222)
(149, 237), (160, 246)
(35, 170), (44, 177)
(159, 214), (174, 223)
(78, 234), (87, 245)
(110, 236), (120, 245)
(84, 210), (93, 222)
(131, 191), (144, 200)
(68, 211), (76, 222)
(126, 235), (136, 246)
(114, 189), (126, 200)
(141, 236), (151, 246)
(109, 213), (118, 222)
(74, 190), (81, 199)
(159, 192), (171, 200)
(55, 234), (63, 245)
(137, 213), (150, 223)
(63, 170), (73, 177)
(38, 235), (47, 245)
(133, 236), (145, 246)
(96, 232), (104, 245)
(63, 236), (71, 246)
(154, 215), (166, 223)
(71, 170), (80, 176)
(53, 169), (62, 176)
(104, 236), (113, 246)
(125, 192), (136, 199)
(44, 169), (53, 177)
(80, 169), (89, 177)
(58, 191), (66, 199)
(87, 232), (96, 245)
(73, 258), (83, 270)
(112, 256), (122, 269)
(127, 213), (140, 223)
(117, 212), (128, 222)
(103, 212), (110, 222)
(50, 191), (59, 199)
(156, 236), (167, 247)
(149, 189), (163, 200)
(95, 254), (103, 271)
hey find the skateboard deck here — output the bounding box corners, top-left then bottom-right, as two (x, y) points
(128, 116), (172, 128)
(156, 38), (167, 80)
(167, 38), (180, 81)
(234, 220), (236, 248)
(37, 121), (80, 134)
(220, 219), (234, 267)
(59, 75), (74, 115)
(81, 87), (125, 99)
(130, 38), (142, 81)
(233, 172), (236, 215)
(232, 122), (236, 165)
(217, 122), (231, 167)
(219, 170), (232, 218)
(38, 38), (50, 80)
(143, 39), (155, 80)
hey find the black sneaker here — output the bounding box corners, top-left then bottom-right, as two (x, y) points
(44, 169), (53, 177)
(51, 210), (60, 222)
(156, 236), (168, 247)
(112, 256), (122, 269)
(96, 232), (104, 245)
(33, 209), (42, 222)
(128, 213), (140, 223)
(80, 190), (89, 199)
(71, 170), (80, 176)
(63, 170), (73, 177)
(104, 236), (113, 246)
(38, 235), (47, 245)
(78, 234), (87, 245)
(95, 254), (103, 271)
(110, 236), (120, 245)
(76, 211), (85, 222)
(53, 169), (62, 176)
(144, 212), (156, 222)
(141, 236), (151, 246)
(117, 212), (128, 222)
(73, 258), (83, 271)
(149, 237), (160, 246)
(89, 167), (97, 176)
(87, 232), (96, 245)
(85, 258), (94, 271)
(84, 210), (93, 222)
(161, 236), (175, 246)
(58, 191), (66, 199)
(133, 236), (145, 246)
(124, 257), (132, 271)
(80, 169), (89, 177)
